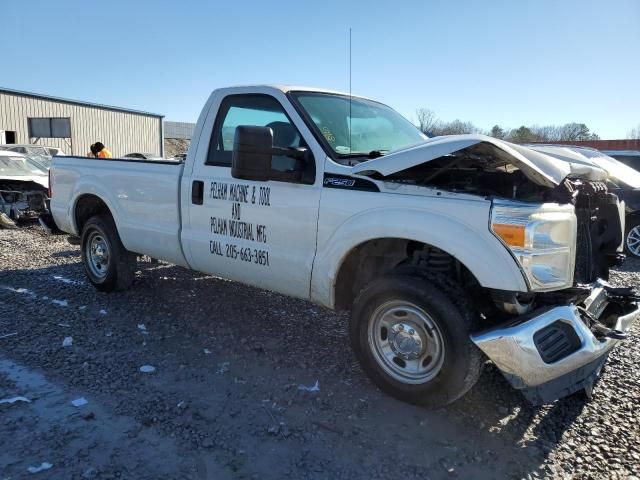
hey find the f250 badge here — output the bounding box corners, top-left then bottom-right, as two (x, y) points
(324, 177), (356, 187)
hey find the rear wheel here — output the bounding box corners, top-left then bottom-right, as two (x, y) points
(81, 215), (136, 292)
(350, 273), (482, 407)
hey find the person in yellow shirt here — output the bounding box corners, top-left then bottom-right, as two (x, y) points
(94, 142), (112, 158)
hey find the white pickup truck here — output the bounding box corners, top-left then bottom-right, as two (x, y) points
(50, 85), (639, 407)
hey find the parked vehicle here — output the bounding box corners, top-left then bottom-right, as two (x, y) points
(2, 144), (50, 157)
(49, 85), (639, 407)
(122, 152), (164, 160)
(0, 150), (49, 221)
(1, 143), (62, 158)
(603, 150), (640, 172)
(529, 144), (640, 258)
(2, 144), (53, 170)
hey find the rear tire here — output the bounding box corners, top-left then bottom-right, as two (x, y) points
(350, 273), (482, 407)
(81, 215), (136, 292)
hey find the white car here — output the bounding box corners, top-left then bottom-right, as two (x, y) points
(603, 150), (640, 172)
(49, 85), (639, 407)
(0, 149), (49, 220)
(528, 144), (640, 258)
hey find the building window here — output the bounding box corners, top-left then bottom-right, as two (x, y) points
(27, 117), (71, 138)
(4, 131), (16, 144)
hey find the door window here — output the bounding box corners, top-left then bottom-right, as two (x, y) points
(206, 94), (308, 176)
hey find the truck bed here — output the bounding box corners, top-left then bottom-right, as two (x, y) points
(50, 156), (188, 266)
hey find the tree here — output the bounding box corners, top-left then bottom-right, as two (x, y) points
(415, 108), (438, 135)
(628, 124), (640, 139)
(530, 125), (561, 142)
(559, 123), (598, 141)
(508, 126), (537, 143)
(489, 125), (505, 139)
(507, 123), (600, 143)
(432, 119), (479, 136)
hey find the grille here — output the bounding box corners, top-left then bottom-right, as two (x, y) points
(533, 321), (582, 364)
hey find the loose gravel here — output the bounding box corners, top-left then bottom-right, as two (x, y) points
(1, 226), (639, 479)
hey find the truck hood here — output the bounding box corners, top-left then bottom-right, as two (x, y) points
(351, 134), (607, 187)
(0, 175), (49, 189)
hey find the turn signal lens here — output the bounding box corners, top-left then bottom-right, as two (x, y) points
(492, 223), (525, 248)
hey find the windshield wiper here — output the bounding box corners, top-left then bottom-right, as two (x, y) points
(337, 150), (388, 159)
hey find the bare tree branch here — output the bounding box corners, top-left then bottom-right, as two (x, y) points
(628, 124), (640, 139)
(415, 108), (438, 134)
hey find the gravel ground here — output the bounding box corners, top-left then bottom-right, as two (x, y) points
(1, 226), (639, 479)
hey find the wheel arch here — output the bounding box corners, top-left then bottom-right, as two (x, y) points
(73, 194), (113, 234)
(331, 238), (484, 310)
(311, 208), (528, 309)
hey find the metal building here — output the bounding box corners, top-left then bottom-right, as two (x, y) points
(0, 87), (164, 157)
(164, 121), (195, 140)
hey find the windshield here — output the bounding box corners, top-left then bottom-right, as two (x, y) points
(590, 155), (640, 189)
(291, 92), (426, 158)
(25, 154), (51, 171)
(0, 155), (47, 176)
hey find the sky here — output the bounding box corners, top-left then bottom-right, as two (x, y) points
(1, 0), (639, 138)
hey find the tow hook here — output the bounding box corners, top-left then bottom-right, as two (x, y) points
(604, 329), (628, 340)
(589, 320), (629, 341)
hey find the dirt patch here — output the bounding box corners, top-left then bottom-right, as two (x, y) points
(164, 138), (190, 159)
(1, 227), (639, 479)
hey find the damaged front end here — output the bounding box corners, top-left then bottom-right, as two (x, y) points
(0, 180), (49, 222)
(352, 135), (637, 404)
(471, 281), (639, 404)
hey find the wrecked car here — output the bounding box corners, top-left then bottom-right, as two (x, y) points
(527, 144), (640, 259)
(49, 86), (640, 407)
(0, 150), (49, 222)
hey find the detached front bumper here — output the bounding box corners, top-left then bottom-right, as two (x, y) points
(471, 281), (640, 404)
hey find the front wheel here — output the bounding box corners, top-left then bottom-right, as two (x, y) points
(81, 215), (136, 292)
(350, 273), (482, 407)
(625, 218), (640, 258)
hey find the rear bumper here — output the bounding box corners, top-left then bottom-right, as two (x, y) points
(471, 281), (640, 404)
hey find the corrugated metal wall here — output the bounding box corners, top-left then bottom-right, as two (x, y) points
(0, 92), (162, 157)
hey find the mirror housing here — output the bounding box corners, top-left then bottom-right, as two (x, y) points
(232, 126), (273, 181)
(231, 125), (314, 183)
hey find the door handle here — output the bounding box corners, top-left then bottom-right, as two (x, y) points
(192, 180), (204, 205)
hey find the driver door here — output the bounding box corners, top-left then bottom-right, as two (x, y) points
(183, 93), (322, 300)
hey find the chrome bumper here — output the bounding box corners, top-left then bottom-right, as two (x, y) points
(471, 281), (640, 404)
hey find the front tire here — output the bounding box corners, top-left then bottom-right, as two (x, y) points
(81, 215), (136, 292)
(350, 273), (482, 407)
(625, 218), (640, 258)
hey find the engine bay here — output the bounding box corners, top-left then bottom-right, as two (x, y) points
(381, 150), (554, 201)
(378, 147), (623, 285)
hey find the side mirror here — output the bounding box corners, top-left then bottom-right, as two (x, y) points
(232, 126), (273, 181)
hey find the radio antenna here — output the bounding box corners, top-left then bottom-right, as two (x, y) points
(349, 27), (352, 154)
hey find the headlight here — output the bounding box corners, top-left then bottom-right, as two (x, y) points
(491, 201), (577, 291)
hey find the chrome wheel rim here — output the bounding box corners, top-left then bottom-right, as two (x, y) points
(367, 301), (445, 384)
(627, 226), (640, 257)
(86, 231), (110, 280)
